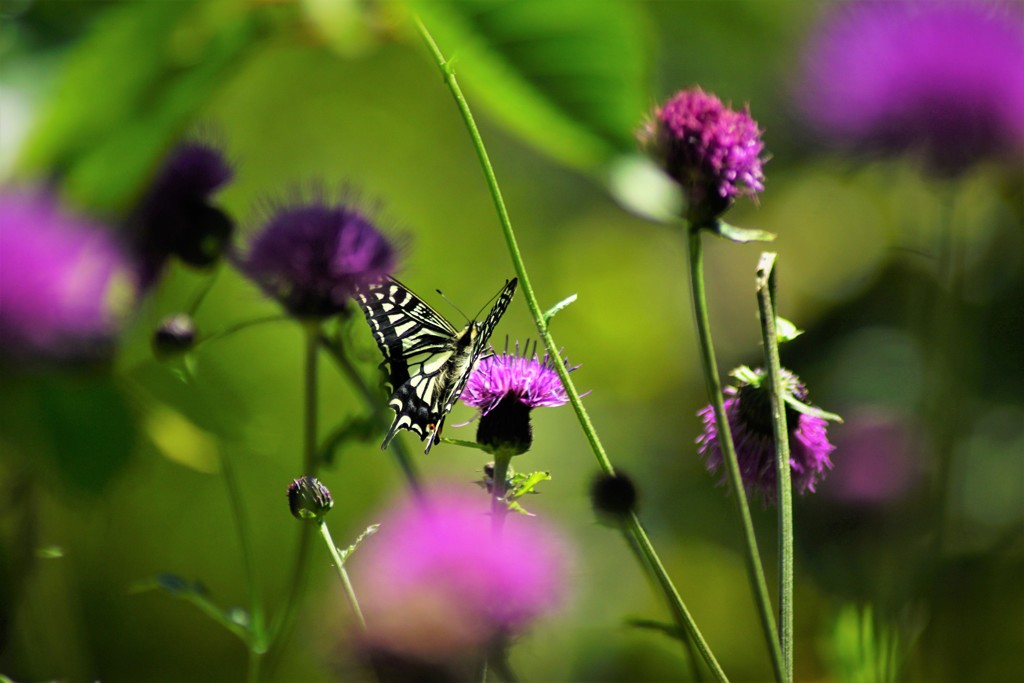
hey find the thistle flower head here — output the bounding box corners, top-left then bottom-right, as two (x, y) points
(0, 190), (138, 363)
(132, 140), (235, 283)
(353, 489), (566, 663)
(797, 0), (1024, 176)
(696, 366), (836, 502)
(287, 476), (334, 520)
(639, 87), (766, 223)
(239, 192), (397, 319)
(461, 341), (572, 454)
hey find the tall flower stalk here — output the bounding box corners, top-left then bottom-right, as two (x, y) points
(757, 253), (794, 680)
(413, 19), (726, 682)
(687, 229), (785, 682)
(644, 87), (784, 680)
(237, 190), (399, 676)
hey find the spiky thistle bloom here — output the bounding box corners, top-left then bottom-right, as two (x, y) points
(639, 87), (766, 224)
(0, 190), (138, 362)
(697, 366), (836, 502)
(461, 341), (572, 455)
(797, 1), (1024, 176)
(131, 140), (235, 284)
(353, 489), (566, 666)
(239, 192), (396, 319)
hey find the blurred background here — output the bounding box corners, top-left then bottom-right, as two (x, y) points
(1, 1), (1022, 681)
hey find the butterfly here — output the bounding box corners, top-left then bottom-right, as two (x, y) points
(354, 276), (518, 454)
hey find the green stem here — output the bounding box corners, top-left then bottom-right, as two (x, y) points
(186, 262), (222, 316)
(413, 17), (725, 681)
(319, 332), (424, 495)
(490, 450), (513, 535)
(265, 323), (321, 671)
(220, 449), (267, 680)
(755, 253), (793, 683)
(687, 229), (784, 682)
(316, 521), (366, 629)
(197, 314), (288, 348)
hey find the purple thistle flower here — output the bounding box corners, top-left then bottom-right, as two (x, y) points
(353, 488), (567, 664)
(461, 341), (572, 454)
(696, 367), (836, 502)
(639, 87), (766, 224)
(239, 192), (397, 319)
(797, 1), (1024, 176)
(0, 190), (138, 362)
(132, 140), (235, 283)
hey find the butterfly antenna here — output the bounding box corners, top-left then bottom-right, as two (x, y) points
(466, 279), (511, 322)
(435, 288), (471, 324)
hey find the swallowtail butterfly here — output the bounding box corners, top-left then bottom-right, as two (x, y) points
(355, 277), (518, 453)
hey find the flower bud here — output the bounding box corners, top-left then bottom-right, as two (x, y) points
(151, 313), (197, 360)
(287, 476), (333, 520)
(590, 472), (638, 523)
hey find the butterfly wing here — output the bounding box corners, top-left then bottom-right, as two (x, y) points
(424, 277), (518, 451)
(354, 277), (517, 454)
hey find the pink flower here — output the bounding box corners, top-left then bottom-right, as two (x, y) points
(640, 87), (766, 223)
(353, 488), (567, 663)
(0, 190), (138, 362)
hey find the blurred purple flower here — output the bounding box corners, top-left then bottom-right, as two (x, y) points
(797, 0), (1024, 175)
(639, 87), (766, 223)
(825, 408), (924, 504)
(461, 341), (572, 454)
(353, 488), (567, 663)
(697, 367), (836, 502)
(132, 140), (235, 284)
(0, 190), (138, 362)
(239, 193), (396, 319)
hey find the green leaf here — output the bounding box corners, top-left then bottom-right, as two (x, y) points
(17, 0), (262, 214)
(712, 220), (776, 244)
(542, 294), (577, 325)
(626, 617), (685, 641)
(337, 524), (380, 563)
(784, 395), (844, 424)
(36, 545), (65, 560)
(775, 316), (804, 343)
(133, 574), (251, 645)
(508, 470), (551, 501)
(410, 0), (650, 169)
(607, 154), (684, 223)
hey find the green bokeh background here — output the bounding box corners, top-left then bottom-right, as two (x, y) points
(2, 1), (1022, 681)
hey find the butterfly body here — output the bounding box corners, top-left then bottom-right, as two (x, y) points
(355, 277), (517, 453)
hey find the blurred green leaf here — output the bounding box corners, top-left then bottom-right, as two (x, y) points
(34, 374), (139, 494)
(713, 220), (776, 243)
(408, 0), (650, 169)
(825, 604), (903, 683)
(16, 0), (263, 213)
(134, 574), (251, 645)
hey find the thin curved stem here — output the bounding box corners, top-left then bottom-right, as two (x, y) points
(414, 17), (725, 682)
(220, 449), (267, 675)
(755, 253), (793, 683)
(317, 521), (366, 630)
(687, 230), (784, 682)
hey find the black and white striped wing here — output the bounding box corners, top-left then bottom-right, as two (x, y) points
(354, 277), (517, 454)
(427, 277), (518, 443)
